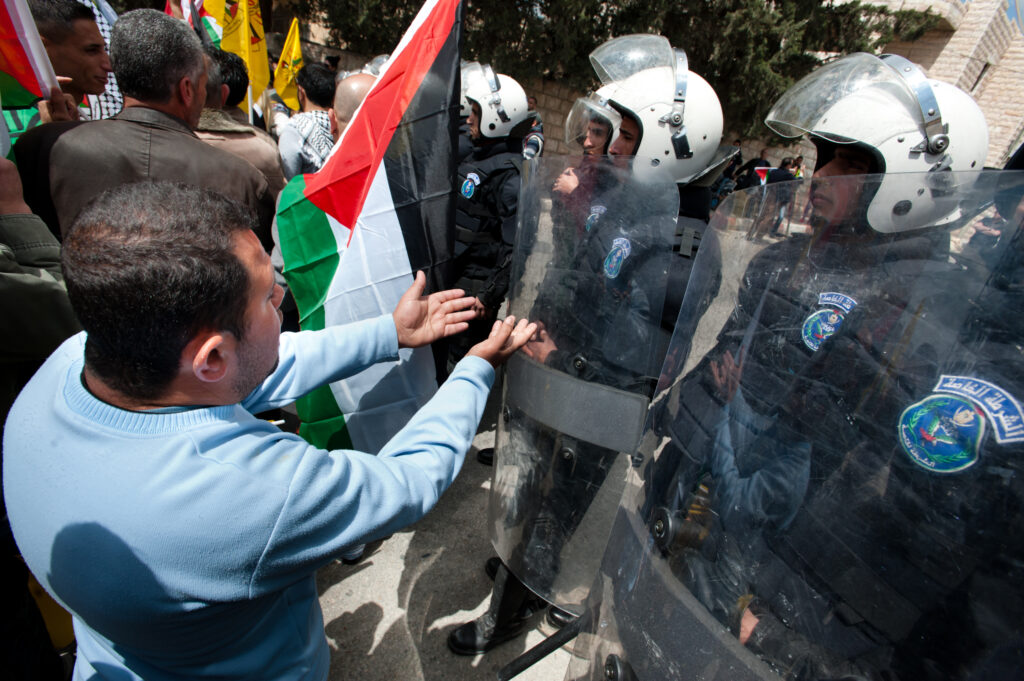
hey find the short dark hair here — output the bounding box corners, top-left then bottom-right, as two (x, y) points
(780, 157), (793, 168)
(63, 182), (255, 400)
(296, 63), (336, 108)
(111, 9), (204, 103)
(202, 45), (224, 103)
(206, 46), (249, 108)
(29, 0), (95, 42)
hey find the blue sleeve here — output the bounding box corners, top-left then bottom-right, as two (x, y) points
(249, 355), (495, 594)
(240, 315), (399, 413)
(710, 396), (810, 533)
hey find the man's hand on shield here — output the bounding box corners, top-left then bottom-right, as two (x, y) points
(468, 316), (537, 367)
(522, 322), (557, 364)
(393, 271), (477, 348)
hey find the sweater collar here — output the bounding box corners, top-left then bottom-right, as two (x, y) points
(62, 347), (239, 434)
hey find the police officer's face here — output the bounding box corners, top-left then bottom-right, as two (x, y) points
(583, 120), (610, 155)
(809, 146), (875, 228)
(468, 102), (482, 140)
(609, 116), (640, 157)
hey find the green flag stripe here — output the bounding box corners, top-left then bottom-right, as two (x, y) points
(277, 175), (341, 330)
(0, 70), (40, 108)
(277, 175), (352, 448)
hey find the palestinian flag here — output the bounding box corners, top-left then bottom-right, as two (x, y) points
(1, 0), (59, 153)
(275, 0), (462, 452)
(165, 0), (224, 47)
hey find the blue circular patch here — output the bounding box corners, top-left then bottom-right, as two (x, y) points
(460, 179), (476, 199)
(898, 395), (985, 474)
(801, 308), (844, 351)
(603, 237), (631, 279)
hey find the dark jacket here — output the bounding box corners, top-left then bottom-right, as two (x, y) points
(15, 107), (275, 251)
(453, 140), (522, 310)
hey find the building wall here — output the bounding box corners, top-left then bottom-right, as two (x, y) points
(883, 0), (1024, 167)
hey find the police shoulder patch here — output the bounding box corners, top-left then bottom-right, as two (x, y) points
(801, 292), (857, 351)
(585, 204), (607, 233)
(898, 375), (1024, 474)
(603, 237), (631, 279)
(899, 395), (985, 473)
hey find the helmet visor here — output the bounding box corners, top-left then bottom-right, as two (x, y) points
(765, 53), (923, 143)
(461, 61), (486, 96)
(565, 95), (621, 153)
(590, 34), (675, 86)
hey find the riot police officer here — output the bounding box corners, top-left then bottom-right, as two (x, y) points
(447, 67), (536, 375)
(447, 35), (729, 657)
(566, 53), (1024, 681)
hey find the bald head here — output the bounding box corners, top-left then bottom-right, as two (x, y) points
(331, 73), (375, 141)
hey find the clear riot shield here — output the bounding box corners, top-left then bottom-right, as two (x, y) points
(490, 155), (679, 612)
(566, 170), (1024, 681)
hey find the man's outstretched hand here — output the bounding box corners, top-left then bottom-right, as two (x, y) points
(468, 316), (537, 368)
(393, 271), (477, 348)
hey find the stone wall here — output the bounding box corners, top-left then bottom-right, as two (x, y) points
(522, 79), (581, 156)
(883, 0), (1024, 167)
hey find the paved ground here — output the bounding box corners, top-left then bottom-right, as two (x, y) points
(315, 386), (573, 681)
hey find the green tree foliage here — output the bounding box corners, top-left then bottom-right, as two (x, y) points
(295, 0), (938, 138)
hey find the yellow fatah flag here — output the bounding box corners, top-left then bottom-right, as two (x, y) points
(273, 17), (302, 111)
(221, 0), (269, 112)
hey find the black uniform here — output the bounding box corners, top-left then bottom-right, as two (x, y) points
(447, 139), (522, 365)
(577, 181), (1024, 681)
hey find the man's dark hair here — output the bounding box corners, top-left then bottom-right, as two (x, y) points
(63, 182), (255, 401)
(111, 9), (204, 103)
(206, 46), (249, 108)
(202, 45), (224, 104)
(780, 157), (793, 169)
(29, 0), (95, 41)
(296, 64), (336, 108)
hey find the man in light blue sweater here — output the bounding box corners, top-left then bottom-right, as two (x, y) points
(2, 181), (535, 681)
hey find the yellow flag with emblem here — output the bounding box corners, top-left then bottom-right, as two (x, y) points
(221, 0), (269, 112)
(273, 17), (302, 111)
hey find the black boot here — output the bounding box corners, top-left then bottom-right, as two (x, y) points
(448, 564), (540, 655)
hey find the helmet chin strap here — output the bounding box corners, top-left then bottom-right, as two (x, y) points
(664, 48), (693, 159)
(880, 54), (950, 157)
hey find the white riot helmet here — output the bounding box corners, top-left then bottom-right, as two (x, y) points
(589, 34), (724, 184)
(766, 52), (989, 232)
(464, 68), (533, 140)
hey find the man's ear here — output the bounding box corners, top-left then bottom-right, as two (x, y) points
(178, 75), (196, 111)
(186, 331), (235, 384)
(329, 107), (339, 141)
(219, 83), (230, 109)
